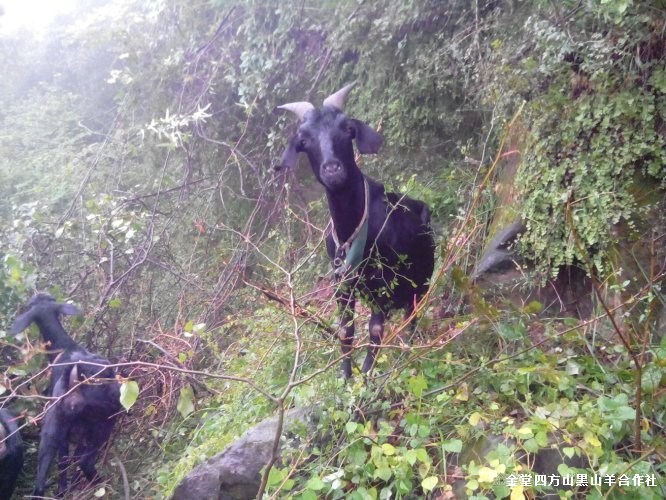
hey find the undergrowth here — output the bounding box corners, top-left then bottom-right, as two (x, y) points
(150, 304), (666, 499)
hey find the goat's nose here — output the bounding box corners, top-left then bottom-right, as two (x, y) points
(322, 160), (342, 174)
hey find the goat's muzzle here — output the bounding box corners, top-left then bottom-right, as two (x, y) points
(322, 160), (342, 175)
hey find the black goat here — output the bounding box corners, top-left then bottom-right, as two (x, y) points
(276, 83), (435, 378)
(0, 408), (24, 500)
(10, 293), (121, 497)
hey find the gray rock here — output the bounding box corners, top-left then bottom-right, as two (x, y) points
(171, 407), (314, 500)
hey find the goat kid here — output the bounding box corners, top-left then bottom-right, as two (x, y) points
(10, 293), (121, 497)
(276, 83), (435, 378)
(0, 408), (24, 500)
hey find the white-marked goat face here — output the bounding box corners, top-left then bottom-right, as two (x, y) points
(276, 83), (383, 191)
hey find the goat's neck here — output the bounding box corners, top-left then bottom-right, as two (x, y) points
(33, 315), (79, 353)
(326, 175), (366, 243)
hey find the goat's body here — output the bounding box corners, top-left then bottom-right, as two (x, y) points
(10, 293), (120, 497)
(0, 409), (24, 500)
(36, 370), (119, 497)
(325, 176), (434, 313)
(277, 85), (436, 377)
(324, 175), (435, 376)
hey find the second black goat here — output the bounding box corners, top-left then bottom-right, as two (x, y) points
(11, 293), (121, 497)
(0, 408), (24, 500)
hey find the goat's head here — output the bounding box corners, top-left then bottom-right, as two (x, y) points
(276, 82), (383, 191)
(59, 352), (120, 417)
(10, 293), (80, 336)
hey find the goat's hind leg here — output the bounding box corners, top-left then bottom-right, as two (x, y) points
(362, 311), (384, 374)
(56, 438), (73, 496)
(74, 419), (115, 488)
(402, 301), (424, 343)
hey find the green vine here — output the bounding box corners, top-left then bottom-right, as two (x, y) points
(515, 10), (666, 279)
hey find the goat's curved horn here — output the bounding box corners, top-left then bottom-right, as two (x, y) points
(69, 364), (79, 387)
(323, 81), (357, 110)
(277, 102), (315, 120)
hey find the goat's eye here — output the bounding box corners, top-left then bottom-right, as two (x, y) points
(345, 124), (356, 138)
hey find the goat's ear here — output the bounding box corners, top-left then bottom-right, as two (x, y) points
(351, 119), (383, 154)
(58, 303), (81, 316)
(275, 136), (300, 171)
(10, 311), (34, 335)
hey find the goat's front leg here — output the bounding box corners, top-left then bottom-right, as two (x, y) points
(33, 431), (57, 497)
(34, 406), (69, 497)
(336, 289), (356, 379)
(362, 311), (385, 373)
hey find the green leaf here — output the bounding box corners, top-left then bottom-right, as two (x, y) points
(584, 433), (601, 447)
(282, 478), (295, 491)
(522, 301), (543, 314)
(535, 431), (548, 447)
(498, 322), (526, 341)
(641, 363), (663, 393)
(421, 476), (438, 492)
(415, 448), (429, 463)
(469, 412), (482, 426)
(267, 467), (284, 486)
(306, 477), (326, 491)
(478, 466), (499, 484)
(408, 374), (427, 398)
(349, 447), (368, 466)
(566, 360), (581, 375)
(119, 380), (139, 411)
(405, 449), (417, 465)
(517, 425), (533, 436)
(177, 384), (195, 418)
(374, 465), (392, 481)
(381, 443), (396, 456)
(454, 382), (469, 401)
(442, 439), (463, 453)
(523, 438), (539, 453)
(346, 421), (359, 434)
